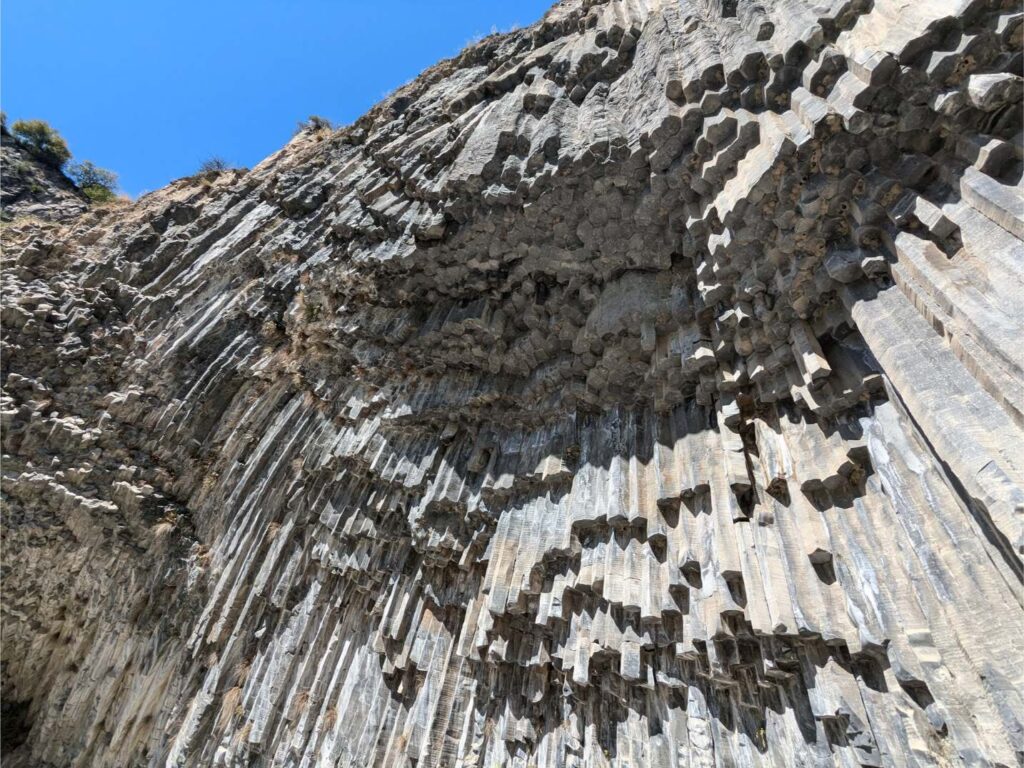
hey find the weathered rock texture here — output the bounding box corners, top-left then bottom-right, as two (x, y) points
(0, 126), (89, 222)
(2, 1), (1023, 766)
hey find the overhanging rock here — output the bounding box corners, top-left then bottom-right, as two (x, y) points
(2, 1), (1023, 766)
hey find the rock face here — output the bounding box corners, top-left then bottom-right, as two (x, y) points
(0, 127), (89, 222)
(2, 1), (1023, 766)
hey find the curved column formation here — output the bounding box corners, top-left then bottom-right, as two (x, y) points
(2, 1), (1023, 766)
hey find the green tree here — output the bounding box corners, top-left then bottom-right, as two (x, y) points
(10, 119), (71, 167)
(68, 161), (118, 203)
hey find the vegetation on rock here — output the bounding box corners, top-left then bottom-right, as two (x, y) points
(10, 118), (71, 168)
(198, 156), (229, 175)
(295, 114), (334, 134)
(68, 160), (119, 202)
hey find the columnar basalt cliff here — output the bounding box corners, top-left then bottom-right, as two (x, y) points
(2, 1), (1023, 766)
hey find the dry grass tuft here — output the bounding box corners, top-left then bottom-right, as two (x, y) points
(217, 686), (243, 731)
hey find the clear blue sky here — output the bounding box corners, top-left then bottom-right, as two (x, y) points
(2, 1), (552, 196)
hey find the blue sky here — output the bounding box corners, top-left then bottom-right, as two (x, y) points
(2, 1), (552, 196)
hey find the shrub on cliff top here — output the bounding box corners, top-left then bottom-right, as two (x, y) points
(68, 160), (119, 203)
(11, 119), (71, 168)
(198, 156), (229, 175)
(296, 115), (334, 134)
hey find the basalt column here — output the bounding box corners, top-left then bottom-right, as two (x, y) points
(2, 1), (1023, 766)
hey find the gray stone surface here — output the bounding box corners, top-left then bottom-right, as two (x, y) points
(2, 1), (1023, 766)
(0, 128), (89, 222)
